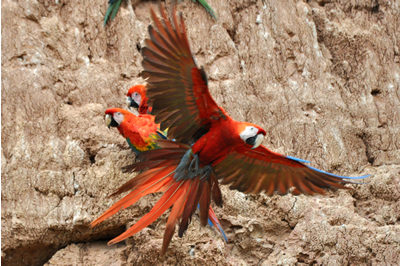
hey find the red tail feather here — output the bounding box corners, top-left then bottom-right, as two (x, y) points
(161, 181), (193, 255)
(108, 180), (189, 245)
(92, 140), (226, 254)
(199, 180), (211, 226)
(109, 166), (172, 197)
(178, 178), (202, 237)
(90, 172), (174, 227)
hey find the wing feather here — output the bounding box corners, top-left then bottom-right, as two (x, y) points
(142, 3), (228, 144)
(214, 145), (369, 196)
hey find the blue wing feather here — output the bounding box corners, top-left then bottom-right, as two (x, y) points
(306, 165), (370, 180)
(286, 155), (369, 181)
(286, 156), (310, 164)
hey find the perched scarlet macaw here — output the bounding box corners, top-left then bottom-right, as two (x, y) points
(126, 85), (152, 115)
(97, 4), (369, 255)
(104, 108), (162, 154)
(95, 107), (227, 242)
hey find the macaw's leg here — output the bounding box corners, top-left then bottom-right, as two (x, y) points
(174, 149), (212, 181)
(188, 153), (200, 173)
(174, 149), (193, 181)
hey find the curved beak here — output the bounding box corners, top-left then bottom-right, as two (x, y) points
(126, 96), (139, 109)
(105, 114), (112, 129)
(126, 97), (133, 109)
(252, 134), (264, 149)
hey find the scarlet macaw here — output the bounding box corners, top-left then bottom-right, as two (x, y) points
(104, 108), (163, 154)
(126, 85), (151, 114)
(97, 4), (369, 255)
(126, 85), (227, 237)
(96, 108), (228, 241)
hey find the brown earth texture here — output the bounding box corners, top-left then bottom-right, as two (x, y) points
(2, 0), (400, 265)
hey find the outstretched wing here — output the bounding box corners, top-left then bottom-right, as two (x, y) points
(214, 145), (369, 195)
(142, 4), (228, 144)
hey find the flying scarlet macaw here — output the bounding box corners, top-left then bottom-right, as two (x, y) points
(126, 85), (227, 238)
(126, 85), (151, 114)
(97, 4), (369, 255)
(95, 107), (227, 242)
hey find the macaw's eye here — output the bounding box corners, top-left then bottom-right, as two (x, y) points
(134, 92), (139, 96)
(246, 135), (257, 145)
(116, 112), (121, 116)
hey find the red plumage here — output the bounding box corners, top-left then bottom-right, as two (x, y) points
(104, 108), (161, 153)
(92, 3), (368, 256)
(127, 85), (152, 114)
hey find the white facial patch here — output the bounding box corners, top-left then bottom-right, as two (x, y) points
(132, 92), (142, 106)
(113, 112), (124, 125)
(239, 126), (258, 141)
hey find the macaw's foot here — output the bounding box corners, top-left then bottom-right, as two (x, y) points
(175, 149), (212, 181)
(175, 149), (194, 181)
(199, 164), (212, 180)
(188, 153), (200, 173)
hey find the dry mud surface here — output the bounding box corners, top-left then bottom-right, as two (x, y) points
(2, 0), (400, 265)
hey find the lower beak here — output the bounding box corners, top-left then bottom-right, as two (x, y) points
(252, 134), (264, 149)
(105, 114), (112, 129)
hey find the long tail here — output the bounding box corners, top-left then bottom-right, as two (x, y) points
(91, 140), (225, 255)
(205, 204), (228, 242)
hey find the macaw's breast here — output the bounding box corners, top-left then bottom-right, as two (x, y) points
(117, 126), (147, 149)
(192, 119), (239, 166)
(117, 116), (159, 152)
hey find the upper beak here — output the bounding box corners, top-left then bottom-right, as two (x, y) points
(105, 114), (112, 129)
(252, 134), (264, 149)
(126, 97), (133, 110)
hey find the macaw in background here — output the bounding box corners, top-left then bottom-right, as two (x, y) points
(103, 0), (217, 26)
(104, 108), (163, 154)
(96, 108), (228, 242)
(94, 4), (370, 255)
(126, 85), (151, 114)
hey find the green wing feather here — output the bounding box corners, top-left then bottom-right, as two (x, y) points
(195, 0), (217, 20)
(104, 0), (123, 26)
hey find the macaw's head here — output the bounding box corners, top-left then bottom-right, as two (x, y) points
(237, 122), (266, 149)
(126, 85), (147, 110)
(105, 108), (131, 129)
